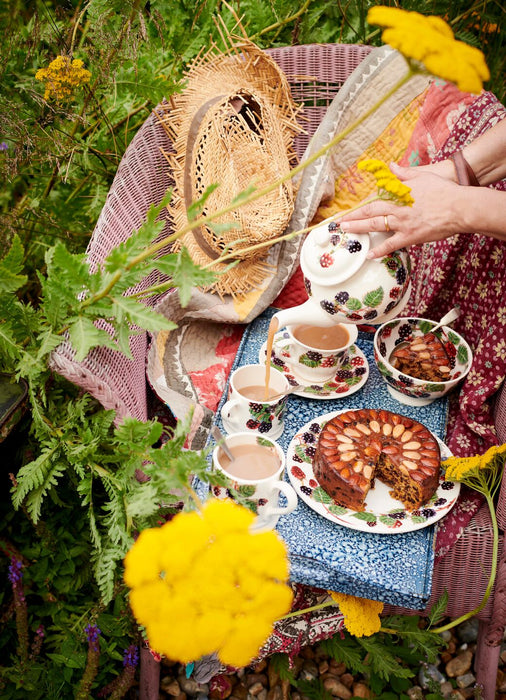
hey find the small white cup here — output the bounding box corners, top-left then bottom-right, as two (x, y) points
(212, 432), (298, 529)
(221, 364), (290, 439)
(276, 323), (358, 383)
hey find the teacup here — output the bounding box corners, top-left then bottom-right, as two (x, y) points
(221, 364), (290, 439)
(275, 323), (358, 383)
(212, 432), (298, 529)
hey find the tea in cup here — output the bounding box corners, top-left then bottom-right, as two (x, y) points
(275, 323), (358, 382)
(212, 432), (298, 529)
(221, 364), (290, 439)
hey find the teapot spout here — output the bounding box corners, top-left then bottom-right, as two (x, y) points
(271, 300), (337, 330)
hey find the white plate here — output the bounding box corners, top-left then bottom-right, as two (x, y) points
(259, 333), (369, 400)
(286, 410), (460, 534)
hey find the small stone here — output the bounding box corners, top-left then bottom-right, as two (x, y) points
(445, 650), (473, 678)
(456, 672), (475, 689)
(255, 690), (267, 700)
(322, 676), (352, 699)
(419, 663), (445, 689)
(439, 630), (453, 643)
(448, 691), (466, 700)
(246, 675), (267, 689)
(328, 660), (346, 675)
(232, 684), (248, 700)
(318, 660), (329, 675)
(351, 681), (372, 698)
(440, 681), (454, 698)
(340, 673), (354, 689)
(456, 619), (479, 644)
(248, 682), (264, 696)
(254, 660), (268, 673)
(407, 686), (424, 700)
(161, 678), (181, 696)
(441, 651), (453, 664)
(180, 678), (204, 696)
(459, 689), (477, 699)
(267, 687), (283, 700)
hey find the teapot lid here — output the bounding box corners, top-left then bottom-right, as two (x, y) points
(301, 220), (370, 285)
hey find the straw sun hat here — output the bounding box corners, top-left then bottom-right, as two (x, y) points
(157, 37), (302, 298)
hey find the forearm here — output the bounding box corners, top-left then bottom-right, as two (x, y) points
(461, 119), (506, 185)
(454, 186), (506, 240)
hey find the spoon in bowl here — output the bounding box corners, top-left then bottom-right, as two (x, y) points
(413, 306), (460, 337)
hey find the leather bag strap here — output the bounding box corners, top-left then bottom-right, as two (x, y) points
(450, 150), (480, 187)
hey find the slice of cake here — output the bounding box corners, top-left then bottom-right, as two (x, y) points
(390, 332), (452, 382)
(312, 408), (440, 512)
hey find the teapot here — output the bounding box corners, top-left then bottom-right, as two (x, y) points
(273, 219), (412, 329)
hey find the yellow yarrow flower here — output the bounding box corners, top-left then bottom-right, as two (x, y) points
(367, 6), (490, 94)
(35, 55), (91, 101)
(329, 591), (384, 637)
(358, 159), (414, 206)
(442, 444), (506, 496)
(124, 498), (293, 668)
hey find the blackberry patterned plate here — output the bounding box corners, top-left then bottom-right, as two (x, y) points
(286, 410), (460, 534)
(258, 333), (369, 400)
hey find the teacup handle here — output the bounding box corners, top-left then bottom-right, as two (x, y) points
(264, 481), (298, 516)
(220, 399), (244, 428)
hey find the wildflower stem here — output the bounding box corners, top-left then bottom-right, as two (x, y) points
(278, 600), (336, 620)
(431, 491), (498, 634)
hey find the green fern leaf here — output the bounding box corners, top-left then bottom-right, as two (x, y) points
(0, 234), (28, 293)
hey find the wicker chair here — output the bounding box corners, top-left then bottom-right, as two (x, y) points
(49, 44), (506, 699)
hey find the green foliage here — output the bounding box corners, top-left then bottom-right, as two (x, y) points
(0, 0), (502, 694)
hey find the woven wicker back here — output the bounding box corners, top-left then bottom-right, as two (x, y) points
(49, 43), (372, 422)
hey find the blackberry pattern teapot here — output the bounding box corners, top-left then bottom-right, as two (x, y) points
(273, 218), (412, 329)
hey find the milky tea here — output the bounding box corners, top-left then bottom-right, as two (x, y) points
(218, 443), (281, 480)
(292, 323), (350, 350)
(239, 385), (278, 401)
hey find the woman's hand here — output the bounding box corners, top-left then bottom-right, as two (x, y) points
(339, 163), (466, 258)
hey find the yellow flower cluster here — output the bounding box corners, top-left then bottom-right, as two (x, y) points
(443, 443), (506, 482)
(358, 159), (414, 206)
(367, 6), (490, 95)
(329, 591), (384, 637)
(35, 55), (91, 101)
(124, 499), (293, 667)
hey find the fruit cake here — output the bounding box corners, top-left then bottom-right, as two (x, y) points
(390, 332), (452, 382)
(312, 408), (440, 511)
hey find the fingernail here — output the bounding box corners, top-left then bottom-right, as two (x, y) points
(366, 250), (376, 259)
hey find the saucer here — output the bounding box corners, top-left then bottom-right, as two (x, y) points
(259, 332), (369, 400)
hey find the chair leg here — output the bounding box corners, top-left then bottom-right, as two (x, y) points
(474, 620), (501, 700)
(139, 645), (161, 700)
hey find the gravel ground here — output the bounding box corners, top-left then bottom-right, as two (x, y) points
(152, 618), (506, 700)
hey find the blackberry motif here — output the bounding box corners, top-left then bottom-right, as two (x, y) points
(258, 422), (272, 433)
(386, 259), (398, 271)
(257, 498), (268, 506)
(246, 419), (260, 429)
(293, 454), (304, 463)
(249, 403), (264, 413)
(336, 369), (353, 379)
(434, 498), (447, 506)
(396, 266), (407, 285)
(304, 278), (312, 295)
(334, 291), (349, 304)
(384, 301), (397, 314)
(273, 357), (284, 367)
(300, 485), (313, 496)
(390, 286), (401, 299)
(304, 446), (316, 458)
(330, 234), (341, 246)
(309, 423), (320, 433)
(303, 432), (315, 443)
(328, 221), (338, 232)
(346, 240), (362, 253)
(306, 351), (323, 362)
(398, 323), (413, 339)
(389, 511), (406, 520)
(421, 508), (436, 518)
(367, 521), (376, 527)
(320, 299), (337, 315)
(363, 309), (378, 320)
(354, 366), (367, 376)
(441, 481), (454, 490)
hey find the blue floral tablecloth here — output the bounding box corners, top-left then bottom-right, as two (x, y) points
(197, 308), (449, 609)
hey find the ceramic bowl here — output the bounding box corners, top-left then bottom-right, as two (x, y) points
(373, 317), (473, 406)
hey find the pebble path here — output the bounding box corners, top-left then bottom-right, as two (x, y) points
(149, 618), (506, 700)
